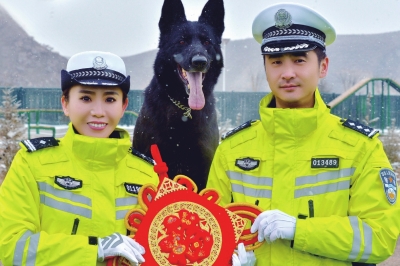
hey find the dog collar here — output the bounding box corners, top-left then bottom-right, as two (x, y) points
(168, 95), (192, 119)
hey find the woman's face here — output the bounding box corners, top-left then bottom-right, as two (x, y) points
(61, 85), (128, 138)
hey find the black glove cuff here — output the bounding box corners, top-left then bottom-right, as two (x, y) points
(89, 236), (98, 245)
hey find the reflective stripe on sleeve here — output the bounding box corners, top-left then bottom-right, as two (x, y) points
(116, 197), (138, 207)
(38, 182), (91, 207)
(294, 180), (350, 198)
(227, 171), (273, 198)
(26, 233), (40, 266)
(348, 216), (361, 260)
(295, 168), (355, 186)
(231, 183), (272, 198)
(227, 171), (273, 186)
(116, 210), (129, 220)
(13, 231), (33, 266)
(360, 222), (373, 262)
(348, 216), (373, 262)
(115, 197), (138, 220)
(40, 194), (92, 218)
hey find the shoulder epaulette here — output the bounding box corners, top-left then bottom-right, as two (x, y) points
(130, 148), (155, 165)
(342, 119), (379, 138)
(221, 120), (258, 140)
(20, 137), (59, 152)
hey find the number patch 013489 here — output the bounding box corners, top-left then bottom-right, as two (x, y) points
(311, 158), (339, 168)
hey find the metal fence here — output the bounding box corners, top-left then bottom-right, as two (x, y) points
(1, 87), (400, 130)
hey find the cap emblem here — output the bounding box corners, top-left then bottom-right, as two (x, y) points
(93, 56), (108, 70)
(274, 9), (292, 29)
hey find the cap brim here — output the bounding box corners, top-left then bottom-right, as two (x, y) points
(261, 40), (320, 55)
(61, 70), (130, 94)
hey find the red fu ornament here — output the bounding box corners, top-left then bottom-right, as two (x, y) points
(110, 145), (262, 266)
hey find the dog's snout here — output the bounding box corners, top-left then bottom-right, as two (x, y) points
(192, 55), (208, 69)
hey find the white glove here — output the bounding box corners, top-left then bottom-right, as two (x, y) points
(232, 243), (256, 266)
(97, 233), (145, 266)
(250, 210), (296, 243)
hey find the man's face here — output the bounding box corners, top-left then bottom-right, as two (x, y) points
(264, 50), (328, 108)
(61, 85), (128, 138)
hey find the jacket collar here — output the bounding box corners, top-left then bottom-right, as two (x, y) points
(259, 89), (329, 137)
(61, 123), (131, 164)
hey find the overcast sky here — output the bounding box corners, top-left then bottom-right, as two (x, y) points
(1, 0), (400, 57)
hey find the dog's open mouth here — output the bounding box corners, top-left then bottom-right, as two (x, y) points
(177, 65), (206, 110)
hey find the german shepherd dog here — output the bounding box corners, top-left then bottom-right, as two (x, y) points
(132, 0), (224, 191)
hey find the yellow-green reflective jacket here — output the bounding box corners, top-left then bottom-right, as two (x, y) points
(207, 90), (400, 265)
(0, 124), (158, 266)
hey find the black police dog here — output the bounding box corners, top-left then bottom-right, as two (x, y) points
(132, 0), (224, 191)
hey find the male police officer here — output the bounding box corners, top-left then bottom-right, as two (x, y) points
(207, 3), (400, 265)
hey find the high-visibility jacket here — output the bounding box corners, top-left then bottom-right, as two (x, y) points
(0, 124), (159, 266)
(207, 90), (400, 265)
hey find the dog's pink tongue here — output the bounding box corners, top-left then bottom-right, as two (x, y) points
(187, 72), (205, 110)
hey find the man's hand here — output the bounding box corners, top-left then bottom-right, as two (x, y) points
(232, 243), (256, 266)
(250, 209), (296, 243)
(97, 233), (145, 266)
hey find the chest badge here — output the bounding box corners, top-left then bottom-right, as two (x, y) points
(124, 183), (143, 195)
(311, 158), (339, 168)
(235, 157), (260, 171)
(379, 169), (397, 205)
(55, 176), (82, 190)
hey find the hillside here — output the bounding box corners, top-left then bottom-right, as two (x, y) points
(0, 6), (67, 88)
(124, 31), (400, 93)
(1, 5), (400, 93)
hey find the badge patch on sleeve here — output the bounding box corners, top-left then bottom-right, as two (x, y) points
(55, 176), (82, 190)
(235, 157), (260, 171)
(124, 183), (143, 195)
(379, 169), (397, 205)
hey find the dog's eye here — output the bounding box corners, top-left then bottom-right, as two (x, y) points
(179, 40), (186, 45)
(204, 40), (210, 45)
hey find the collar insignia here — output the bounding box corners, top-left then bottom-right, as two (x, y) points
(124, 183), (143, 195)
(55, 176), (82, 190)
(379, 169), (397, 205)
(93, 56), (108, 70)
(275, 9), (292, 29)
(222, 120), (256, 140)
(130, 148), (155, 165)
(342, 119), (379, 138)
(235, 157), (260, 171)
(21, 137), (59, 152)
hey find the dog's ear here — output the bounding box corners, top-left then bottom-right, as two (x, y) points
(159, 0), (187, 34)
(198, 0), (225, 39)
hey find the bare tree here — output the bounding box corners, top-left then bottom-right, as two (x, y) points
(249, 68), (266, 92)
(337, 70), (370, 92)
(318, 77), (332, 93)
(0, 88), (27, 184)
(235, 113), (242, 127)
(361, 93), (379, 126)
(381, 119), (400, 169)
(216, 107), (233, 140)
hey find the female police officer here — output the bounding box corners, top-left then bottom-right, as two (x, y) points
(207, 3), (400, 265)
(0, 51), (158, 265)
